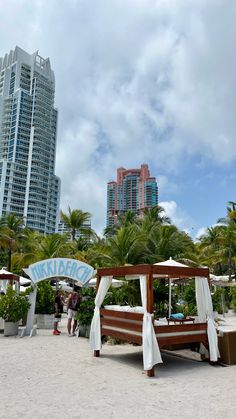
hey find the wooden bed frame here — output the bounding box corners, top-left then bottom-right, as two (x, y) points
(93, 264), (210, 377)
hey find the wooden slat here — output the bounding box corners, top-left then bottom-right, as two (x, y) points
(101, 309), (143, 321)
(154, 323), (207, 334)
(102, 317), (143, 332)
(101, 328), (142, 345)
(0, 274), (19, 281)
(158, 333), (207, 348)
(152, 265), (209, 278)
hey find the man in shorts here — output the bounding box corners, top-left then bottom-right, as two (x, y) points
(67, 290), (81, 336)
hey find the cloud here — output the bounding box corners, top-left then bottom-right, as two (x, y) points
(159, 200), (195, 234)
(0, 0), (236, 233)
(195, 227), (208, 241)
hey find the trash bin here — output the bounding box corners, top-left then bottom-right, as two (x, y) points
(218, 330), (236, 365)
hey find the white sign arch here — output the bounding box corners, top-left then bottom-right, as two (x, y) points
(24, 258), (95, 286)
(24, 258), (95, 336)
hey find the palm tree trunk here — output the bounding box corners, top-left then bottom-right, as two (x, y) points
(228, 246), (232, 282)
(8, 247), (12, 271)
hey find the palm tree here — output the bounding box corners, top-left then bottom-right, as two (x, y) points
(104, 210), (138, 237)
(198, 226), (223, 272)
(141, 205), (171, 225)
(37, 234), (74, 260)
(217, 201), (236, 280)
(11, 229), (42, 271)
(144, 224), (195, 264)
(227, 201), (236, 224)
(0, 213), (25, 271)
(60, 207), (92, 241)
(103, 224), (147, 266)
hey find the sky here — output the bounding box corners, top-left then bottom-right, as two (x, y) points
(0, 0), (236, 238)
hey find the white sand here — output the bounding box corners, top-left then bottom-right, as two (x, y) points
(1, 315), (236, 419)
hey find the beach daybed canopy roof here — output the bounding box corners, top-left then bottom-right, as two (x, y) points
(0, 268), (23, 294)
(96, 259), (209, 280)
(0, 267), (20, 281)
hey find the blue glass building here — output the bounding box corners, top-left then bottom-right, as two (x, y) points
(0, 47), (60, 233)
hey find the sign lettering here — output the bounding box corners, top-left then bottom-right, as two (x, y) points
(24, 258), (95, 286)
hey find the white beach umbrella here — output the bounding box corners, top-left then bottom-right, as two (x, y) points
(19, 276), (31, 285)
(154, 258), (189, 317)
(210, 274), (235, 282)
(88, 277), (124, 288)
(54, 281), (73, 293)
(154, 257), (189, 268)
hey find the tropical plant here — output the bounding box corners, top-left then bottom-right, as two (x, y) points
(60, 207), (92, 242)
(182, 282), (197, 316)
(76, 287), (95, 326)
(0, 285), (30, 322)
(217, 201), (236, 280)
(230, 288), (236, 313)
(141, 205), (171, 226)
(104, 224), (147, 265)
(35, 282), (54, 314)
(104, 210), (138, 237)
(211, 287), (230, 314)
(144, 224), (195, 264)
(153, 280), (170, 317)
(105, 279), (142, 307)
(0, 213), (25, 271)
(36, 234), (74, 260)
(198, 226), (224, 272)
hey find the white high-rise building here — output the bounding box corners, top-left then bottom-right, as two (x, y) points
(0, 46), (61, 234)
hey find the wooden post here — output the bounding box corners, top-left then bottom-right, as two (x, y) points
(93, 275), (101, 358)
(146, 272), (153, 314)
(146, 272), (155, 377)
(147, 367), (155, 377)
(96, 275), (101, 293)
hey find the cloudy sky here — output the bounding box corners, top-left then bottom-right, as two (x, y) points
(1, 0), (236, 237)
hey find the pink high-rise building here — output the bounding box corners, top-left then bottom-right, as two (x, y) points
(107, 164), (158, 227)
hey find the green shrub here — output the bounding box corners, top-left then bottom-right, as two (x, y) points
(103, 280), (142, 307)
(35, 281), (54, 314)
(182, 303), (197, 316)
(230, 288), (236, 313)
(0, 285), (30, 322)
(212, 288), (225, 314)
(76, 287), (95, 326)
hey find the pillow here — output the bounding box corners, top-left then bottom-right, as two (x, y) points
(170, 313), (185, 319)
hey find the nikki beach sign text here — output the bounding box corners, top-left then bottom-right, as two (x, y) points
(24, 258), (95, 285)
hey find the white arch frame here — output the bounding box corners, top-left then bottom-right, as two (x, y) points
(24, 258), (95, 336)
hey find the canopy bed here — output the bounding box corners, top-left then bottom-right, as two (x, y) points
(89, 262), (219, 377)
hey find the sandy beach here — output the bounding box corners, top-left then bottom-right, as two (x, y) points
(1, 316), (236, 419)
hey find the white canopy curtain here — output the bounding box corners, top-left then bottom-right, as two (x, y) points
(139, 275), (162, 370)
(195, 277), (219, 362)
(0, 279), (9, 293)
(89, 276), (113, 351)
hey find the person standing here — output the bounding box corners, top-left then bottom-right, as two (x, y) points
(67, 290), (81, 336)
(53, 290), (64, 336)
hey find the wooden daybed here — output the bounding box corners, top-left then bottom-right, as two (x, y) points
(91, 264), (212, 377)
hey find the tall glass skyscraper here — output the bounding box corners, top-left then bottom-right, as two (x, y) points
(107, 164), (158, 227)
(0, 46), (60, 234)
